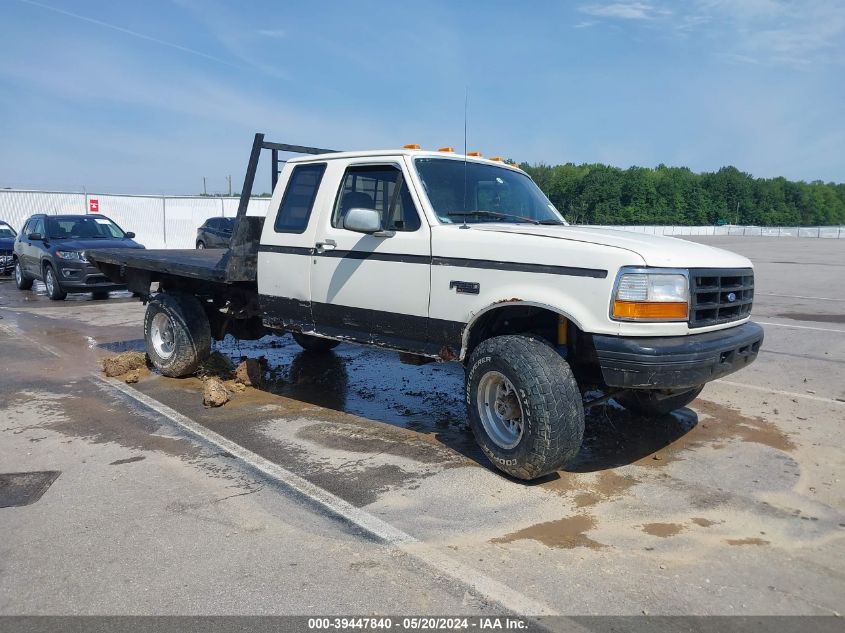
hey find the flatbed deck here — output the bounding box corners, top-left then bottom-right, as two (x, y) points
(86, 248), (232, 283)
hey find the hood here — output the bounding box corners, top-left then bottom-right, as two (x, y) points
(471, 224), (751, 268)
(0, 237), (14, 251)
(48, 237), (145, 251)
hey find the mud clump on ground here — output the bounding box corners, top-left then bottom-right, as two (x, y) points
(202, 376), (231, 407)
(102, 351), (149, 381)
(235, 357), (265, 388)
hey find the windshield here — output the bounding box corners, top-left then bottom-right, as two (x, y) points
(0, 225), (15, 238)
(46, 217), (126, 239)
(414, 158), (567, 225)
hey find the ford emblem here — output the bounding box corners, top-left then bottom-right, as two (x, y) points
(727, 292), (737, 302)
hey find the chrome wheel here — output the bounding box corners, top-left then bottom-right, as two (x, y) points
(14, 261), (22, 285)
(45, 267), (56, 295)
(476, 371), (525, 449)
(196, 242), (205, 249)
(150, 312), (176, 359)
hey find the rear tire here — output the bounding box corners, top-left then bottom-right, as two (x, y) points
(617, 386), (704, 417)
(14, 259), (33, 290)
(43, 263), (67, 300)
(465, 335), (585, 480)
(292, 332), (341, 352)
(144, 292), (211, 377)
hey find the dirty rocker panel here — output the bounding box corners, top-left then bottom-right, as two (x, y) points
(259, 294), (465, 357)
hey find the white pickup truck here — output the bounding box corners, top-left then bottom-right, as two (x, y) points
(88, 134), (763, 480)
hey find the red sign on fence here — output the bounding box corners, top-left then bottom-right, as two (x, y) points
(89, 198), (99, 213)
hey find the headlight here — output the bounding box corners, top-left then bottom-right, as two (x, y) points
(55, 250), (88, 262)
(611, 268), (688, 321)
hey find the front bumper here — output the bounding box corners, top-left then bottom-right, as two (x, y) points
(56, 261), (127, 291)
(592, 321), (764, 390)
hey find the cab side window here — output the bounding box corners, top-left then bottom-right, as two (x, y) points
(332, 165), (421, 232)
(274, 163), (327, 233)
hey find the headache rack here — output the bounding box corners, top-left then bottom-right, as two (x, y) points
(223, 133), (338, 282)
(688, 268), (754, 328)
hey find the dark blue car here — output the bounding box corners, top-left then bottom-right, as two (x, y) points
(0, 221), (16, 275)
(13, 214), (145, 300)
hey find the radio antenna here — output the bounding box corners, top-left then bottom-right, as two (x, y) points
(460, 87), (470, 229)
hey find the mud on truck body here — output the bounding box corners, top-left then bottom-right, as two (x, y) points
(87, 133), (764, 480)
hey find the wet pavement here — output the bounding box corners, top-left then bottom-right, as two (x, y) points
(1, 236), (844, 616)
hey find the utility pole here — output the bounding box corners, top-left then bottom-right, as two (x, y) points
(735, 200), (740, 225)
(227, 175), (232, 197)
(202, 177), (207, 196)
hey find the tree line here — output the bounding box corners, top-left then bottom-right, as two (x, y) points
(518, 162), (845, 226)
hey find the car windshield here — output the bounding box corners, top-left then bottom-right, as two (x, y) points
(46, 217), (125, 239)
(414, 158), (567, 225)
(0, 225), (15, 238)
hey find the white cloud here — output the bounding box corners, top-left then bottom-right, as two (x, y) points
(579, 2), (668, 20)
(257, 28), (287, 38)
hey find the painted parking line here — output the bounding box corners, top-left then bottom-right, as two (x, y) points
(757, 293), (845, 303)
(715, 379), (845, 406)
(756, 321), (845, 334)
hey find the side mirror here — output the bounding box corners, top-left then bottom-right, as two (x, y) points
(27, 232), (43, 241)
(125, 232), (136, 239)
(343, 208), (381, 234)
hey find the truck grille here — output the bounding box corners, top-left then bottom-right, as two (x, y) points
(689, 268), (754, 328)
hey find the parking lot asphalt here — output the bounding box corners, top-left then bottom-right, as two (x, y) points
(0, 236), (843, 616)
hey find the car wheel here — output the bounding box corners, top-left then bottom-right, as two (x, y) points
(14, 259), (33, 290)
(144, 292), (211, 377)
(466, 334), (585, 480)
(196, 241), (205, 250)
(292, 332), (341, 352)
(43, 263), (67, 300)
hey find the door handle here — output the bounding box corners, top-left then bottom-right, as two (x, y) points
(315, 239), (337, 253)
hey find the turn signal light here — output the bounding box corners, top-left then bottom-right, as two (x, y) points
(467, 151), (482, 157)
(438, 146), (455, 153)
(404, 144), (421, 150)
(612, 301), (688, 320)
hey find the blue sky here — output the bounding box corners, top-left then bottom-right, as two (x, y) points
(1, 0), (843, 194)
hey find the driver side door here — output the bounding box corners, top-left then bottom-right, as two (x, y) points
(309, 159), (432, 353)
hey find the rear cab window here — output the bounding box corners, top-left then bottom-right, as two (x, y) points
(274, 163), (327, 233)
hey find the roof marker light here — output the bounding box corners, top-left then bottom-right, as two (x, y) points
(404, 144), (421, 150)
(490, 156), (503, 162)
(438, 147), (455, 153)
(467, 151), (482, 157)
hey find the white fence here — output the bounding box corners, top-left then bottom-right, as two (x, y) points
(591, 224), (845, 238)
(0, 190), (270, 249)
(1, 190), (843, 247)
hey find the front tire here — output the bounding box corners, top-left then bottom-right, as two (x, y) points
(43, 263), (67, 300)
(292, 332), (341, 352)
(144, 292), (211, 377)
(617, 386), (704, 417)
(466, 335), (585, 480)
(196, 241), (205, 250)
(14, 260), (33, 290)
